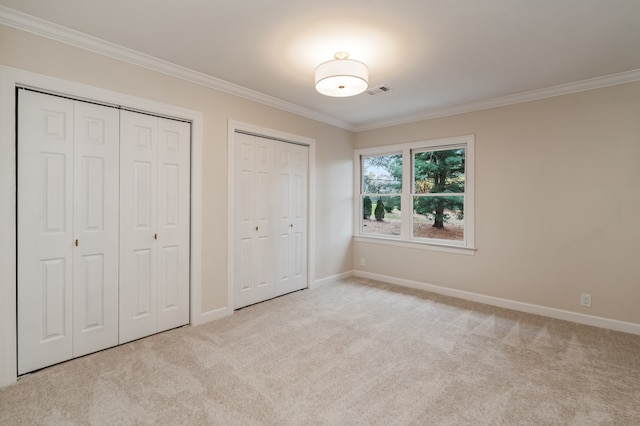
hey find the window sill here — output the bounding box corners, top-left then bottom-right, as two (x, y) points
(353, 235), (476, 256)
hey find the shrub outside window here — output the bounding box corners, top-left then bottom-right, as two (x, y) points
(354, 135), (475, 254)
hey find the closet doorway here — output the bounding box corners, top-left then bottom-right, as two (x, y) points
(229, 124), (315, 310)
(17, 89), (191, 374)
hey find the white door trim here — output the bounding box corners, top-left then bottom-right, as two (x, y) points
(0, 65), (205, 388)
(227, 120), (316, 314)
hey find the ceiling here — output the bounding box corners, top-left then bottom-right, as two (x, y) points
(1, 0), (639, 131)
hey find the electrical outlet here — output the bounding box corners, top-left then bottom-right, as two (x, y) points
(580, 293), (592, 307)
(360, 257), (366, 266)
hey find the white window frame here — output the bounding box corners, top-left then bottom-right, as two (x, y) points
(353, 135), (476, 255)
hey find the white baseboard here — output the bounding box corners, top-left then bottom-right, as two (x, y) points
(195, 271), (354, 324)
(352, 270), (640, 336)
(312, 271), (354, 289)
(194, 306), (230, 326)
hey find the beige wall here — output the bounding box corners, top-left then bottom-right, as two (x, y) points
(3, 21), (638, 332)
(355, 81), (640, 324)
(0, 24), (354, 314)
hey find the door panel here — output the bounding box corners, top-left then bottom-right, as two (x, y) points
(79, 254), (105, 330)
(18, 90), (74, 375)
(120, 112), (158, 343)
(254, 138), (273, 240)
(254, 234), (273, 301)
(159, 246), (179, 310)
(73, 100), (119, 358)
(41, 258), (67, 340)
(80, 156), (105, 230)
(133, 248), (153, 317)
(294, 232), (304, 277)
(233, 133), (276, 308)
(161, 164), (179, 226)
(133, 161), (153, 228)
(234, 134), (255, 308)
(42, 153), (67, 233)
(275, 142), (308, 296)
(278, 234), (290, 280)
(235, 237), (254, 308)
(156, 119), (190, 332)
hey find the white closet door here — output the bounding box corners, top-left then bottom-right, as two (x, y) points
(234, 133), (256, 309)
(120, 111), (190, 343)
(234, 133), (276, 309)
(120, 111), (158, 343)
(72, 101), (120, 357)
(254, 137), (277, 303)
(275, 142), (308, 296)
(18, 91), (119, 374)
(18, 90), (74, 374)
(156, 118), (191, 332)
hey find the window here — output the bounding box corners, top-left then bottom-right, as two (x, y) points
(412, 147), (465, 242)
(361, 153), (402, 236)
(354, 135), (475, 254)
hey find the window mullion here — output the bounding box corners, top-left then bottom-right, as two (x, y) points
(400, 147), (411, 240)
(354, 153), (362, 237)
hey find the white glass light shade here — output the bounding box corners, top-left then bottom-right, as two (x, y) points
(315, 58), (369, 97)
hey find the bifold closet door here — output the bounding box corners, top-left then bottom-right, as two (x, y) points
(234, 133), (276, 309)
(72, 101), (120, 357)
(17, 90), (119, 375)
(275, 142), (308, 296)
(119, 110), (190, 344)
(233, 133), (308, 309)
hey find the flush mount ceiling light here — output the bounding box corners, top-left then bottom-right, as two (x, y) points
(315, 52), (369, 97)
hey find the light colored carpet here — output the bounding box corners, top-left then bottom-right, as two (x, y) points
(1, 277), (640, 425)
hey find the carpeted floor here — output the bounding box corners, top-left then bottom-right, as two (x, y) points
(1, 277), (640, 425)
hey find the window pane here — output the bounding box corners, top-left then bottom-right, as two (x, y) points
(362, 154), (402, 194)
(413, 148), (465, 194)
(413, 196), (464, 241)
(362, 195), (401, 236)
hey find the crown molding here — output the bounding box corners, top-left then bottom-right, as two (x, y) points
(0, 6), (354, 131)
(354, 68), (640, 132)
(3, 6), (639, 134)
